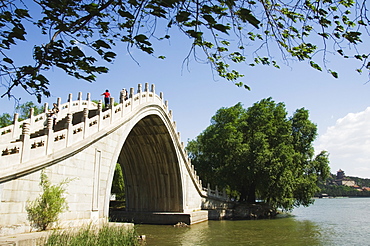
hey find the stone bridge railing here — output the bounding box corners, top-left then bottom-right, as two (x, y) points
(0, 84), (166, 164)
(0, 83), (228, 202)
(0, 93), (97, 143)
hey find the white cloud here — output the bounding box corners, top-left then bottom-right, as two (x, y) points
(315, 107), (370, 178)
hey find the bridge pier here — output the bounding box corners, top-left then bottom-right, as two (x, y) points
(109, 210), (209, 225)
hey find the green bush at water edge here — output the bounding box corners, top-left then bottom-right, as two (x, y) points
(43, 224), (141, 246)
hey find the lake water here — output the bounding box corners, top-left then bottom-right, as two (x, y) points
(135, 198), (370, 245)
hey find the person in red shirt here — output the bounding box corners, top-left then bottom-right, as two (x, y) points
(101, 89), (110, 107)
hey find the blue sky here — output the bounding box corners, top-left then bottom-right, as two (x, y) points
(1, 16), (370, 178)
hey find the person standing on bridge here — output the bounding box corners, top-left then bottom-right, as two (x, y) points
(49, 103), (59, 127)
(121, 88), (128, 101)
(101, 89), (111, 108)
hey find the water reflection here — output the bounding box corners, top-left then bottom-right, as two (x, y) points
(292, 198), (370, 245)
(136, 217), (324, 245)
(135, 198), (370, 245)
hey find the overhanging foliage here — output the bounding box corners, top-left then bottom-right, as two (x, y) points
(0, 0), (368, 102)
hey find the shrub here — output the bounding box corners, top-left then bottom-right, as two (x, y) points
(26, 170), (70, 231)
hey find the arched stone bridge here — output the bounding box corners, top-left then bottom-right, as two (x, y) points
(0, 83), (231, 236)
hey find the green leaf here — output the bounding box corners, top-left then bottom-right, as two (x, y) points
(117, 9), (134, 19)
(186, 30), (203, 39)
(103, 51), (116, 62)
(236, 8), (260, 28)
(96, 66), (109, 73)
(309, 61), (322, 71)
(203, 14), (216, 25)
(329, 70), (338, 78)
(12, 26), (26, 41)
(134, 34), (149, 43)
(342, 31), (362, 44)
(176, 11), (191, 23)
(93, 40), (111, 49)
(14, 8), (30, 18)
(213, 24), (230, 33)
(3, 57), (13, 64)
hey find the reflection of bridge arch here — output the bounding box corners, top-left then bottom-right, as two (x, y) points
(0, 84), (229, 236)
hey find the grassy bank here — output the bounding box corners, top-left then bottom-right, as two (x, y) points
(42, 224), (142, 246)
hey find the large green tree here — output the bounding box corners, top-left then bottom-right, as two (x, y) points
(0, 0), (368, 102)
(186, 98), (330, 210)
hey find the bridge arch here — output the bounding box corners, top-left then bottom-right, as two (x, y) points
(105, 106), (184, 216)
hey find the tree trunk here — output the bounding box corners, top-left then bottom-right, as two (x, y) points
(239, 187), (248, 202)
(247, 183), (256, 203)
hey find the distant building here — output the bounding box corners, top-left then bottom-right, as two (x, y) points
(335, 169), (357, 187)
(341, 180), (356, 187)
(319, 193), (329, 198)
(337, 169), (345, 180)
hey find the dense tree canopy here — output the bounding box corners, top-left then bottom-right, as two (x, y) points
(0, 0), (368, 102)
(186, 98), (330, 211)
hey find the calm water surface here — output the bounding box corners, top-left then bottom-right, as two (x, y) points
(135, 198), (370, 245)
